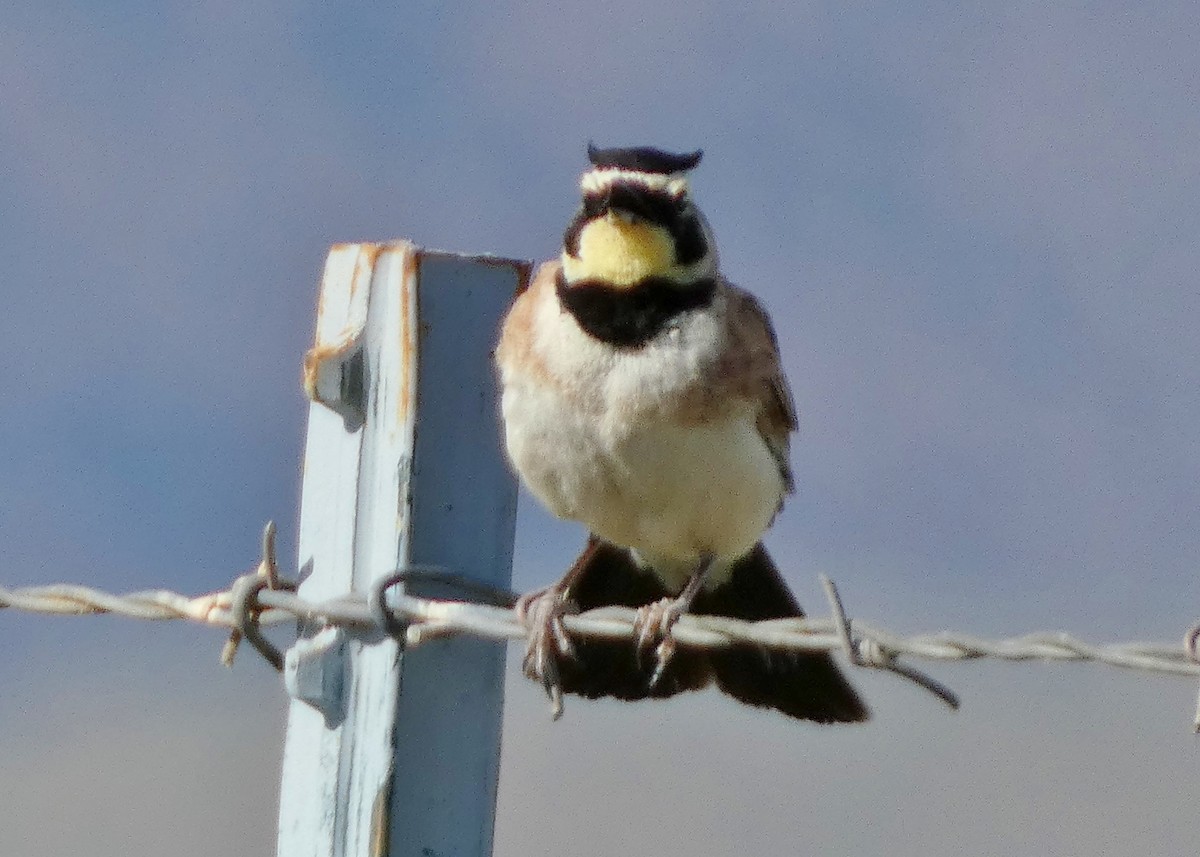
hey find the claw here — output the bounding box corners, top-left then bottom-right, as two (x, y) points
(650, 639), (677, 689)
(632, 554), (715, 689)
(633, 596), (686, 688)
(516, 586), (579, 719)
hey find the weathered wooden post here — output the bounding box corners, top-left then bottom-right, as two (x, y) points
(276, 242), (528, 857)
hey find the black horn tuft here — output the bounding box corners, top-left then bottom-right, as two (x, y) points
(586, 143), (703, 174)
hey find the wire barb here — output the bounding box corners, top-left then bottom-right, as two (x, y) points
(821, 575), (960, 710)
(221, 521), (296, 670)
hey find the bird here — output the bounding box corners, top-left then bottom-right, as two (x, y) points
(495, 143), (867, 723)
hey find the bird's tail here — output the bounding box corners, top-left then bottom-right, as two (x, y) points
(556, 537), (868, 723)
(694, 544), (868, 723)
(557, 537), (712, 701)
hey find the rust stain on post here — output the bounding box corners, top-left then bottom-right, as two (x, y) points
(395, 247), (420, 425)
(351, 243), (383, 300)
(301, 343), (333, 400)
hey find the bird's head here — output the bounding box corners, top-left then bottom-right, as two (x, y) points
(560, 144), (718, 289)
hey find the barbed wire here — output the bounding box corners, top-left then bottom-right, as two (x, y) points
(3, 522), (1199, 725)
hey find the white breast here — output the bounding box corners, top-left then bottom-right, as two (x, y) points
(498, 290), (786, 588)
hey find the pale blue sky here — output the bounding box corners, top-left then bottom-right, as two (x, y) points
(2, 2), (1198, 854)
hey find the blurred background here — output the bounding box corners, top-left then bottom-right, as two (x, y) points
(2, 2), (1198, 854)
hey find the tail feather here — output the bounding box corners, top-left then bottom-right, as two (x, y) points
(558, 537), (711, 700)
(549, 536), (867, 722)
(695, 545), (868, 723)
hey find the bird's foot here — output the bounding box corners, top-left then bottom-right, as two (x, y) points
(516, 586), (579, 719)
(633, 554), (713, 689)
(634, 596), (688, 689)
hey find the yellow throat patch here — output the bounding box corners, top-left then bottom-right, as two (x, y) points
(561, 213), (677, 288)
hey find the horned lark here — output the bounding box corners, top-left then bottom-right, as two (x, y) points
(496, 144), (866, 723)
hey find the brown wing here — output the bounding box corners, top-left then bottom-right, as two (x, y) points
(495, 260), (560, 380)
(722, 283), (798, 494)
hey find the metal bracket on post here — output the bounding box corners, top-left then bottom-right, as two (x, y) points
(301, 243), (371, 429)
(284, 626), (347, 726)
(276, 242), (529, 857)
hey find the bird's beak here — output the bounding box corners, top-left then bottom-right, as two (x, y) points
(590, 184), (646, 223)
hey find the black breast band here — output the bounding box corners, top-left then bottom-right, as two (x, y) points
(557, 271), (717, 348)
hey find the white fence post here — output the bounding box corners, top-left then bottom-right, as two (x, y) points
(276, 242), (528, 857)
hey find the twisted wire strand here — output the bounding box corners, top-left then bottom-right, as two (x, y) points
(2, 579), (1196, 677)
(5, 520), (1199, 721)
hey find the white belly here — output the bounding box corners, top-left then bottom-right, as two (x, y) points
(501, 379), (784, 586)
